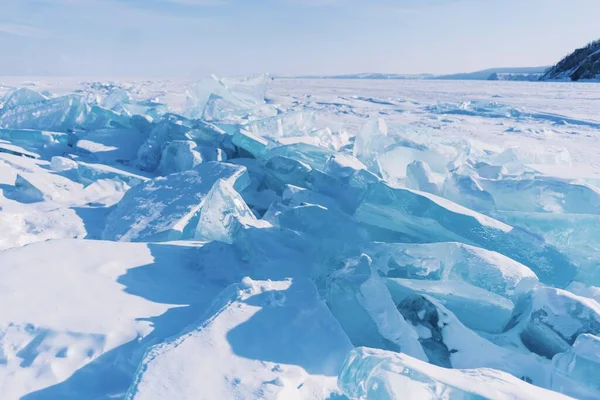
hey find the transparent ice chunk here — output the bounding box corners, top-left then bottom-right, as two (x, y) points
(354, 181), (577, 286)
(194, 179), (269, 244)
(406, 160), (440, 195)
(326, 254), (427, 360)
(338, 347), (569, 400)
(0, 94), (86, 132)
(1, 88), (47, 110)
(157, 140), (203, 175)
(480, 178), (600, 214)
(551, 333), (600, 399)
(136, 118), (192, 172)
(367, 242), (538, 300)
(101, 88), (132, 111)
(443, 173), (495, 213)
(102, 162), (250, 242)
(353, 118), (389, 175)
(50, 156), (78, 171)
(264, 155), (312, 194)
(503, 286), (600, 359)
(232, 129), (269, 159)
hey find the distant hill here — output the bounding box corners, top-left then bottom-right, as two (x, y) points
(434, 67), (548, 81)
(291, 73), (435, 80)
(286, 67), (548, 81)
(542, 40), (600, 81)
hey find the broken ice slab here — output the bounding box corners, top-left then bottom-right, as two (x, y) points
(184, 120), (228, 147)
(366, 242), (538, 300)
(282, 184), (342, 212)
(11, 171), (83, 203)
(353, 117), (389, 175)
(219, 73), (269, 105)
(157, 140), (203, 175)
(354, 181), (578, 287)
(266, 142), (333, 171)
(101, 88), (132, 111)
(0, 94), (86, 132)
(136, 117), (192, 172)
(203, 94), (277, 124)
(0, 128), (68, 148)
(122, 99), (169, 120)
(186, 74), (259, 119)
(125, 278), (353, 400)
(377, 139), (458, 187)
(551, 334), (600, 399)
(480, 177), (600, 214)
(83, 105), (132, 130)
(503, 286), (600, 359)
(326, 254), (427, 360)
(426, 100), (522, 119)
(491, 146), (572, 169)
(79, 178), (131, 207)
(393, 294), (548, 382)
(194, 179), (269, 244)
(338, 347), (570, 400)
(102, 162), (250, 242)
(202, 93), (252, 122)
(76, 161), (149, 187)
(406, 160), (441, 195)
(277, 204), (411, 253)
(264, 155), (312, 194)
(0, 142), (39, 159)
(74, 128), (145, 163)
(245, 111), (315, 140)
(50, 156), (78, 171)
(232, 129), (268, 159)
(494, 211), (600, 285)
(1, 87), (47, 110)
(387, 278), (513, 333)
(473, 161), (508, 179)
(442, 173), (496, 213)
(325, 153), (367, 180)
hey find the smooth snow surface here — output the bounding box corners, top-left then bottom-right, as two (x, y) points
(1, 77), (600, 399)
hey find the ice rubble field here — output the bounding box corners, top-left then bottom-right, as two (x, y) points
(1, 76), (600, 400)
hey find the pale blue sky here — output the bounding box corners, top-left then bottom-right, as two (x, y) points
(1, 0), (599, 77)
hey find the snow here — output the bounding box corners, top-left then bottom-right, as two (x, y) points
(126, 278), (353, 400)
(1, 76), (600, 399)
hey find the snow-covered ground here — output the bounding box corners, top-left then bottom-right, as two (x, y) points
(1, 76), (600, 399)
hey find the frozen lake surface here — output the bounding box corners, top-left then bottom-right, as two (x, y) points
(0, 76), (599, 399)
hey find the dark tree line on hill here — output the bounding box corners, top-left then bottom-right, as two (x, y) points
(542, 39), (600, 81)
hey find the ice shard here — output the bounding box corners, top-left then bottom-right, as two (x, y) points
(551, 334), (600, 399)
(503, 286), (600, 359)
(443, 173), (495, 213)
(338, 347), (570, 400)
(194, 179), (269, 244)
(0, 94), (87, 132)
(157, 140), (203, 175)
(326, 254), (427, 360)
(354, 181), (578, 286)
(1, 87), (47, 110)
(102, 162), (250, 242)
(231, 129), (268, 159)
(136, 117), (192, 172)
(406, 160), (441, 195)
(367, 242), (538, 300)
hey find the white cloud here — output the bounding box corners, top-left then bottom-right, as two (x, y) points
(0, 23), (43, 37)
